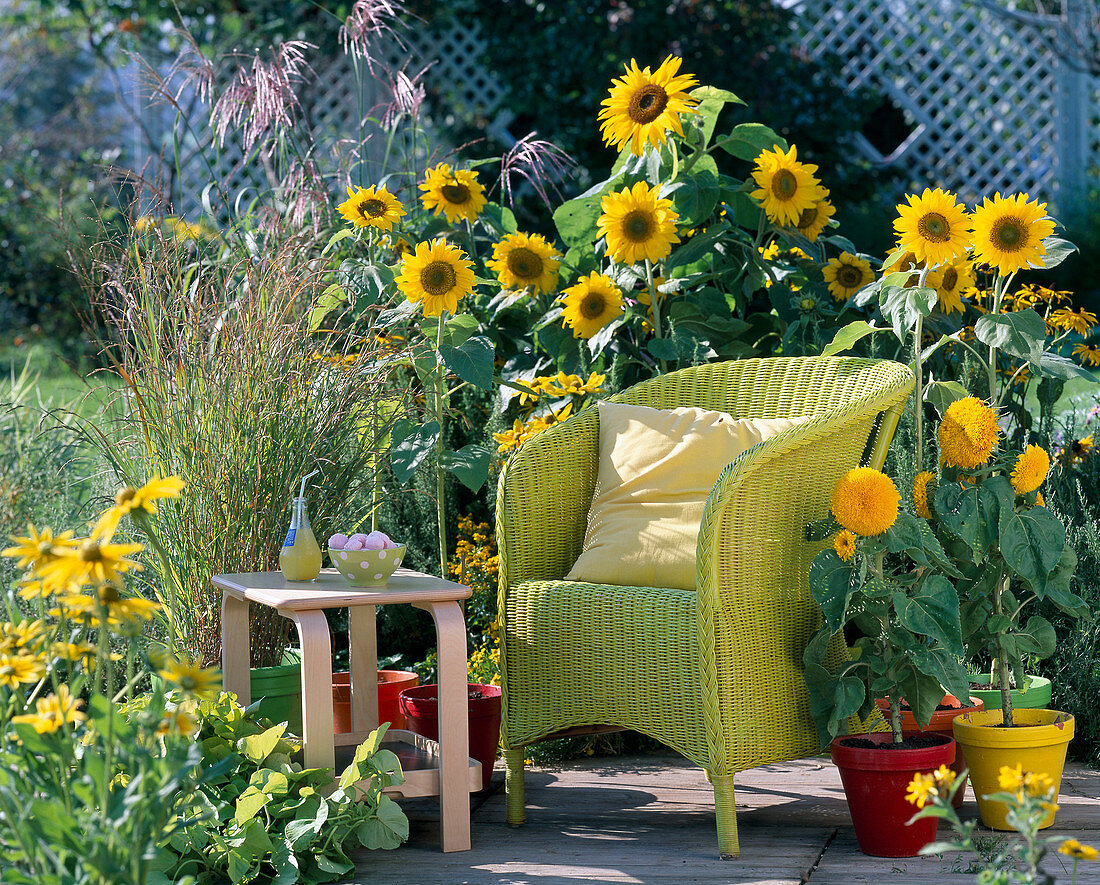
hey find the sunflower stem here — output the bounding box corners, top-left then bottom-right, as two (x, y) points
(913, 266), (931, 475)
(433, 314), (448, 577)
(644, 260), (666, 374)
(993, 574), (1015, 728)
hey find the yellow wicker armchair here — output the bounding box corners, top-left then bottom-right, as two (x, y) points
(495, 356), (914, 858)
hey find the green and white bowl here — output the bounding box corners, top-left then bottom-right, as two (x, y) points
(328, 545), (406, 587)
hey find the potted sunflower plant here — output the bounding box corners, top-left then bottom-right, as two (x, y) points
(820, 187), (1093, 833)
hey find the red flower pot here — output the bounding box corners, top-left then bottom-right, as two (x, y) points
(831, 731), (956, 857)
(874, 694), (985, 808)
(332, 670), (419, 734)
(399, 683), (502, 791)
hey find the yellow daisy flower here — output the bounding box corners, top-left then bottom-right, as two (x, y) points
(2, 525), (76, 571)
(822, 252), (874, 302)
(395, 239), (476, 317)
(1012, 444), (1050, 495)
(893, 188), (971, 267)
(493, 419), (526, 454)
(938, 397), (1000, 469)
(970, 193), (1057, 275)
(93, 475), (184, 539)
(1073, 343), (1100, 366)
(158, 655), (220, 698)
(1070, 434), (1095, 464)
(1059, 838), (1099, 861)
(927, 258), (976, 315)
(52, 641), (98, 670)
(487, 232), (562, 294)
(750, 144), (827, 227)
(999, 764), (1025, 791)
(597, 181), (680, 265)
(1023, 769), (1055, 796)
(1048, 307), (1098, 338)
(36, 537), (144, 590)
(913, 470), (935, 520)
(336, 184), (406, 231)
(156, 710), (197, 737)
(933, 764), (957, 790)
(831, 467), (900, 537)
(597, 55), (699, 156)
(792, 197), (836, 242)
(905, 772), (937, 808)
(0, 654), (46, 688)
(0, 619), (45, 654)
(560, 272), (624, 339)
(418, 163), (487, 224)
(11, 685), (86, 734)
(833, 529), (857, 562)
(1035, 491), (1045, 507)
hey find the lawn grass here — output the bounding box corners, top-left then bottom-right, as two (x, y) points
(0, 340), (121, 418)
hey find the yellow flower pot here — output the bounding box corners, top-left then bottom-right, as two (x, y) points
(952, 708), (1074, 830)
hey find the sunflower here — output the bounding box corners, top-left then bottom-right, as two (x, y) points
(93, 475), (185, 539)
(336, 184), (406, 231)
(11, 685), (86, 734)
(37, 538), (144, 591)
(560, 272), (624, 339)
(970, 192), (1056, 275)
(750, 145), (827, 227)
(1011, 444), (1050, 495)
(893, 188), (971, 267)
(158, 655), (221, 698)
(1070, 435), (1095, 464)
(597, 181), (680, 265)
(939, 397), (1000, 469)
(833, 529), (857, 562)
(927, 258), (976, 315)
(2, 525), (76, 571)
(831, 467), (900, 537)
(1048, 307), (1098, 337)
(598, 55), (699, 155)
(792, 197), (836, 242)
(418, 163), (487, 224)
(487, 232), (562, 294)
(396, 239), (476, 317)
(1059, 838), (1100, 862)
(822, 252), (874, 301)
(881, 248), (924, 287)
(0, 654), (46, 689)
(157, 710), (197, 737)
(1073, 342), (1100, 366)
(913, 470), (935, 519)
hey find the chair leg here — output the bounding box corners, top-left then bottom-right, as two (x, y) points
(504, 747), (526, 827)
(710, 773), (740, 859)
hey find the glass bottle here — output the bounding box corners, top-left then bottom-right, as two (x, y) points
(279, 496), (322, 581)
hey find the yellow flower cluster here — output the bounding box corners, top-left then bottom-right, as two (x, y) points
(905, 764), (957, 809)
(493, 405), (574, 454)
(1060, 838), (1100, 862)
(516, 371), (606, 407)
(938, 397), (1000, 469)
(446, 515), (500, 589)
(997, 763), (1057, 804)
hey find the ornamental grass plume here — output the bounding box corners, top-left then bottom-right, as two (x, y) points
(938, 397), (1000, 469)
(829, 467), (900, 537)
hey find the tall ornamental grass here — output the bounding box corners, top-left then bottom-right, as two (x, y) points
(74, 229), (409, 667)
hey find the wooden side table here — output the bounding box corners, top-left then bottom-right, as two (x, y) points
(213, 567), (479, 852)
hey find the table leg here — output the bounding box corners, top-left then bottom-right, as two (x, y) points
(349, 606), (378, 731)
(287, 609), (334, 771)
(417, 600), (470, 852)
(221, 593), (251, 706)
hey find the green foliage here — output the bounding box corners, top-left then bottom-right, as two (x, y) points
(154, 694), (407, 885)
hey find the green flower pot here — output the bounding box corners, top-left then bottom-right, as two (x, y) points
(968, 673), (1051, 711)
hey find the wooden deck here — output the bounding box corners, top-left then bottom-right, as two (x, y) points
(344, 754), (1100, 884)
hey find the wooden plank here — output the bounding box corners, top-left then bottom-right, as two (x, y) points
(212, 568), (470, 610)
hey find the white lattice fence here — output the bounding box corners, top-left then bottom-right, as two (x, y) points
(795, 0), (1096, 215)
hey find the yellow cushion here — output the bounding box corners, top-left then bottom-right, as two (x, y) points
(565, 402), (806, 590)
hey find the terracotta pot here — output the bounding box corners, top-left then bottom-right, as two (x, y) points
(874, 694), (985, 808)
(831, 731), (956, 857)
(332, 670), (419, 734)
(400, 683), (502, 791)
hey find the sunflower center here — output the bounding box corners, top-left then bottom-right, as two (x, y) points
(0, 665), (13, 678)
(115, 487), (136, 507)
(441, 183), (470, 205)
(37, 541), (53, 555)
(628, 84), (669, 124)
(796, 206), (818, 229)
(836, 265), (864, 289)
(361, 199), (387, 218)
(420, 261), (457, 296)
(942, 267), (959, 291)
(771, 170), (798, 200)
(580, 293), (607, 320)
(506, 247), (543, 281)
(79, 541), (103, 563)
(180, 674), (198, 690)
(623, 210), (654, 242)
(992, 217), (1026, 251)
(918, 212), (950, 242)
(99, 584), (120, 604)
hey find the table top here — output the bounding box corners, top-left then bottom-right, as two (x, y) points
(212, 568), (471, 611)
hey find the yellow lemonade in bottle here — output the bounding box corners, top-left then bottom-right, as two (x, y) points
(280, 495), (322, 581)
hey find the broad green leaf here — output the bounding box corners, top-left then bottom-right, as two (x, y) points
(896, 665), (947, 731)
(234, 785), (270, 824)
(820, 320), (888, 357)
(1038, 352), (1100, 382)
(647, 336), (679, 362)
(1042, 546), (1089, 617)
(554, 178), (618, 248)
(665, 228), (725, 273)
(879, 284), (937, 340)
(666, 157), (719, 224)
(689, 85), (745, 106)
(357, 795), (409, 849)
(714, 122), (787, 161)
(389, 419), (441, 484)
(316, 854), (354, 875)
(906, 644), (971, 704)
(1038, 236), (1077, 269)
(925, 380), (971, 415)
(284, 818), (316, 850)
(1001, 506), (1066, 595)
(308, 284), (347, 332)
(934, 477), (1014, 560)
(1013, 615), (1057, 660)
(807, 552), (856, 632)
(973, 309), (1046, 365)
(441, 444), (491, 492)
(249, 768), (289, 797)
(892, 575), (963, 654)
(441, 313), (479, 348)
(238, 724), (286, 765)
(439, 335), (495, 390)
(480, 202), (518, 235)
(321, 227), (356, 256)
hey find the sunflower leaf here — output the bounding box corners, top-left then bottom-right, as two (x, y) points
(820, 320), (888, 357)
(973, 309), (1046, 366)
(1038, 351), (1099, 382)
(1038, 236), (1077, 269)
(714, 122), (787, 161)
(389, 419), (440, 485)
(879, 284), (937, 340)
(438, 335), (495, 390)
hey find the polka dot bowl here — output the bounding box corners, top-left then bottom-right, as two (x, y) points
(328, 545), (406, 587)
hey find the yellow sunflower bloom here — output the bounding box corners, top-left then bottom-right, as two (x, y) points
(11, 684), (86, 734)
(913, 470), (935, 520)
(598, 55), (699, 156)
(560, 272), (624, 339)
(833, 529), (857, 562)
(0, 619), (45, 654)
(1048, 307), (1098, 338)
(493, 419), (526, 454)
(156, 710), (197, 737)
(750, 144), (828, 227)
(792, 197), (836, 242)
(0, 654), (46, 688)
(93, 475), (184, 539)
(822, 252), (874, 301)
(905, 772), (937, 808)
(419, 163), (487, 224)
(2, 525), (76, 571)
(893, 188), (971, 267)
(395, 239), (476, 317)
(336, 184), (406, 231)
(35, 537), (144, 590)
(970, 193), (1056, 275)
(487, 232), (562, 294)
(938, 397), (1000, 469)
(158, 655), (221, 698)
(1070, 434), (1095, 464)
(927, 258), (976, 315)
(1011, 444), (1050, 495)
(1059, 838), (1100, 861)
(597, 181), (680, 265)
(1073, 343), (1100, 366)
(831, 467), (900, 537)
